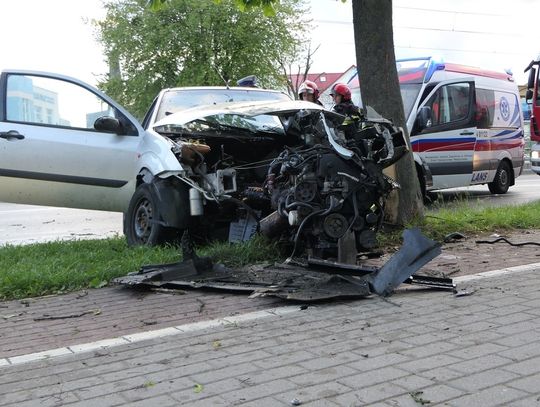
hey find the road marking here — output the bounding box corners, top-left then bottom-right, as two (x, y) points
(454, 262), (540, 283)
(2, 262), (540, 368)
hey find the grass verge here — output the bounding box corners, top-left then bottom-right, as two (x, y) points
(1, 200), (540, 301)
(0, 235), (281, 301)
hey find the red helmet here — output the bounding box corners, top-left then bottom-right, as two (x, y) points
(330, 83), (352, 101)
(298, 80), (319, 100)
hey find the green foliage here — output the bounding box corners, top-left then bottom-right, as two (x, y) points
(0, 238), (178, 301)
(151, 0), (281, 16)
(0, 235), (281, 301)
(147, 0), (168, 11)
(231, 0), (278, 16)
(96, 0), (308, 118)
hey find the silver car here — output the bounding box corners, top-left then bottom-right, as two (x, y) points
(0, 70), (290, 245)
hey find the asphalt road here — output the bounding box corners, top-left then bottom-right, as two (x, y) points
(0, 204), (122, 246)
(1, 172), (539, 246)
(430, 171), (540, 208)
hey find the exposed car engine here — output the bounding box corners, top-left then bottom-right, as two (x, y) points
(260, 111), (406, 260)
(154, 102), (407, 261)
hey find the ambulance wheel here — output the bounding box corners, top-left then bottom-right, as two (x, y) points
(416, 165), (430, 203)
(488, 161), (511, 194)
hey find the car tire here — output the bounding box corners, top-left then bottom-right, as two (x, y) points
(125, 183), (169, 246)
(488, 161), (511, 194)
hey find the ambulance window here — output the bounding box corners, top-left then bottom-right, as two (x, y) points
(475, 88), (495, 128)
(424, 83), (470, 126)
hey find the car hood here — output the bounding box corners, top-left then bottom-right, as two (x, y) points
(152, 99), (343, 129)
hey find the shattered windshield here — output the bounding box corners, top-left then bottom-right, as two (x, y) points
(156, 112), (285, 137)
(156, 88), (290, 122)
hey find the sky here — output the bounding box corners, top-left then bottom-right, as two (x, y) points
(309, 0), (539, 85)
(1, 0), (538, 88)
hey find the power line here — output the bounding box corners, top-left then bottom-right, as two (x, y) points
(394, 45), (528, 57)
(318, 41), (528, 57)
(393, 5), (510, 17)
(313, 4), (519, 26)
(312, 21), (525, 38)
(394, 25), (525, 38)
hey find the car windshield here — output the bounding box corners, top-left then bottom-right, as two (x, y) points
(155, 89), (290, 122)
(179, 113), (285, 137)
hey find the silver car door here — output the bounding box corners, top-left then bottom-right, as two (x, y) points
(0, 71), (141, 212)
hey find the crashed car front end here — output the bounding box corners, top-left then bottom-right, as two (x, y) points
(153, 100), (407, 260)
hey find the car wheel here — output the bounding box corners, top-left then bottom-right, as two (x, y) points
(488, 161), (511, 194)
(416, 165), (433, 204)
(125, 183), (168, 246)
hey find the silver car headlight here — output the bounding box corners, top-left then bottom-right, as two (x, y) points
(532, 151), (540, 159)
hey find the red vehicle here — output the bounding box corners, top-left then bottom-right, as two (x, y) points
(525, 55), (540, 175)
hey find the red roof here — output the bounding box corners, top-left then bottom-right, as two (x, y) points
(289, 72), (345, 93)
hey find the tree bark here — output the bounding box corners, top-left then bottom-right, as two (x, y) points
(352, 0), (423, 224)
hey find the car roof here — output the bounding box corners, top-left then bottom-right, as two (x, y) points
(162, 86), (286, 93)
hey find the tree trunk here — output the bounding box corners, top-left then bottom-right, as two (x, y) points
(352, 0), (423, 224)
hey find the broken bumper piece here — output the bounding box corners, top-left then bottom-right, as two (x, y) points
(114, 228), (454, 301)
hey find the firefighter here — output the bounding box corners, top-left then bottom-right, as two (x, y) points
(330, 82), (364, 139)
(330, 83), (360, 117)
(298, 80), (323, 106)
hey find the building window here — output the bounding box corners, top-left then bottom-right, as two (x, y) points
(34, 106), (43, 123)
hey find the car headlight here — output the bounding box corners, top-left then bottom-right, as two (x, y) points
(532, 151), (540, 159)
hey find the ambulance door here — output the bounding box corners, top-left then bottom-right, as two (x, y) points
(410, 79), (476, 190)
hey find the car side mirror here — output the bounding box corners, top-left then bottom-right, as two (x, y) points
(527, 67), (536, 89)
(94, 116), (125, 135)
(416, 106), (432, 131)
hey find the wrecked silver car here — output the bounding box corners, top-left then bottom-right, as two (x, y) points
(117, 102), (455, 299)
(150, 100), (408, 260)
(0, 71), (293, 246)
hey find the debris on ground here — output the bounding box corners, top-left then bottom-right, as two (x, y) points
(114, 228), (454, 302)
(196, 298), (205, 313)
(33, 309), (101, 321)
(193, 384), (204, 393)
(475, 237), (540, 247)
(443, 232), (466, 243)
(149, 288), (186, 295)
(454, 289), (476, 297)
(410, 391), (431, 405)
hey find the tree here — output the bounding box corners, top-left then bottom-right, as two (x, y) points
(144, 0), (423, 224)
(96, 0), (308, 118)
(205, 0), (424, 224)
(352, 0), (423, 224)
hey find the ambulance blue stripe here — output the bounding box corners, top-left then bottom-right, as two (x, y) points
(492, 129), (521, 138)
(509, 105), (520, 127)
(411, 131), (522, 147)
(410, 137), (476, 146)
(510, 116), (521, 127)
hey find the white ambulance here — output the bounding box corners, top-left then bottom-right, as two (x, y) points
(351, 57), (525, 195)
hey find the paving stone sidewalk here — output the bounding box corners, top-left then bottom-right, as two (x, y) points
(2, 264), (540, 406)
(1, 229), (539, 361)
